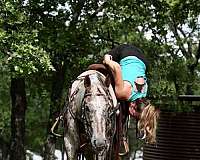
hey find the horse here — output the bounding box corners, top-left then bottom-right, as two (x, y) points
(62, 65), (160, 160)
(63, 69), (118, 160)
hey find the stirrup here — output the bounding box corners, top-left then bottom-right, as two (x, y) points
(51, 116), (63, 137)
(119, 137), (129, 156)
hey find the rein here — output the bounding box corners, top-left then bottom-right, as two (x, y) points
(79, 74), (119, 157)
(81, 88), (114, 139)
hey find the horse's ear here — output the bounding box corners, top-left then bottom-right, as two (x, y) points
(84, 75), (91, 90)
(105, 75), (111, 87)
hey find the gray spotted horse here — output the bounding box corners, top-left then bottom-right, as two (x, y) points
(63, 70), (118, 160)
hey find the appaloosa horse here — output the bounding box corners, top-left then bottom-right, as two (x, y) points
(63, 70), (118, 160)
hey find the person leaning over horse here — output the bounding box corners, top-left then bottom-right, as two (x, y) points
(103, 44), (159, 144)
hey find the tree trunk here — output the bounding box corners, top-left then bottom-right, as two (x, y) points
(10, 78), (27, 160)
(44, 63), (67, 160)
(186, 41), (200, 95)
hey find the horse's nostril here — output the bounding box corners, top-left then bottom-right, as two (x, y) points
(92, 137), (107, 151)
(96, 144), (106, 151)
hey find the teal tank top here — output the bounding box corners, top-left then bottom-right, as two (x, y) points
(119, 56), (148, 101)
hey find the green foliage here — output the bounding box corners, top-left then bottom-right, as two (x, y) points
(6, 31), (53, 76)
(0, 1), (54, 78)
(0, 108), (11, 141)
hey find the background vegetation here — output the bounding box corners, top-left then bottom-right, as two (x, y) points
(0, 0), (199, 159)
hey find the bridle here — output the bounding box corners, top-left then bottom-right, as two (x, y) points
(81, 87), (115, 139)
(67, 74), (117, 153)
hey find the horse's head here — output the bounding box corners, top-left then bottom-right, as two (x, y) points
(82, 74), (113, 152)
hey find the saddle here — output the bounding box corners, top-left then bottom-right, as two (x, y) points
(87, 64), (110, 76)
(87, 63), (115, 87)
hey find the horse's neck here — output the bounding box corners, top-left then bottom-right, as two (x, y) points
(93, 71), (117, 108)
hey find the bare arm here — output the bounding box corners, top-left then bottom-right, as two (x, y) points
(103, 54), (132, 100)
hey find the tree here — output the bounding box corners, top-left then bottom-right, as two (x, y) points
(133, 0), (200, 96)
(0, 1), (53, 159)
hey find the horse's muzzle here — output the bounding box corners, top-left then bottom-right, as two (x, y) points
(91, 137), (107, 152)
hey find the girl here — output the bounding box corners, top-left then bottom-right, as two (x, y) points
(103, 44), (159, 144)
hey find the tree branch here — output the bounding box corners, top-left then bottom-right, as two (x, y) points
(177, 27), (193, 56)
(190, 40), (200, 72)
(169, 14), (189, 58)
(70, 0), (86, 27)
(89, 1), (108, 19)
(92, 28), (119, 46)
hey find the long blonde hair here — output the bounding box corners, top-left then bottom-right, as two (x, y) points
(138, 103), (160, 144)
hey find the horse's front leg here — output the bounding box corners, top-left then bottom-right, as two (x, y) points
(64, 112), (79, 160)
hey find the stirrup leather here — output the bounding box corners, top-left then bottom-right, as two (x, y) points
(119, 137), (129, 156)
